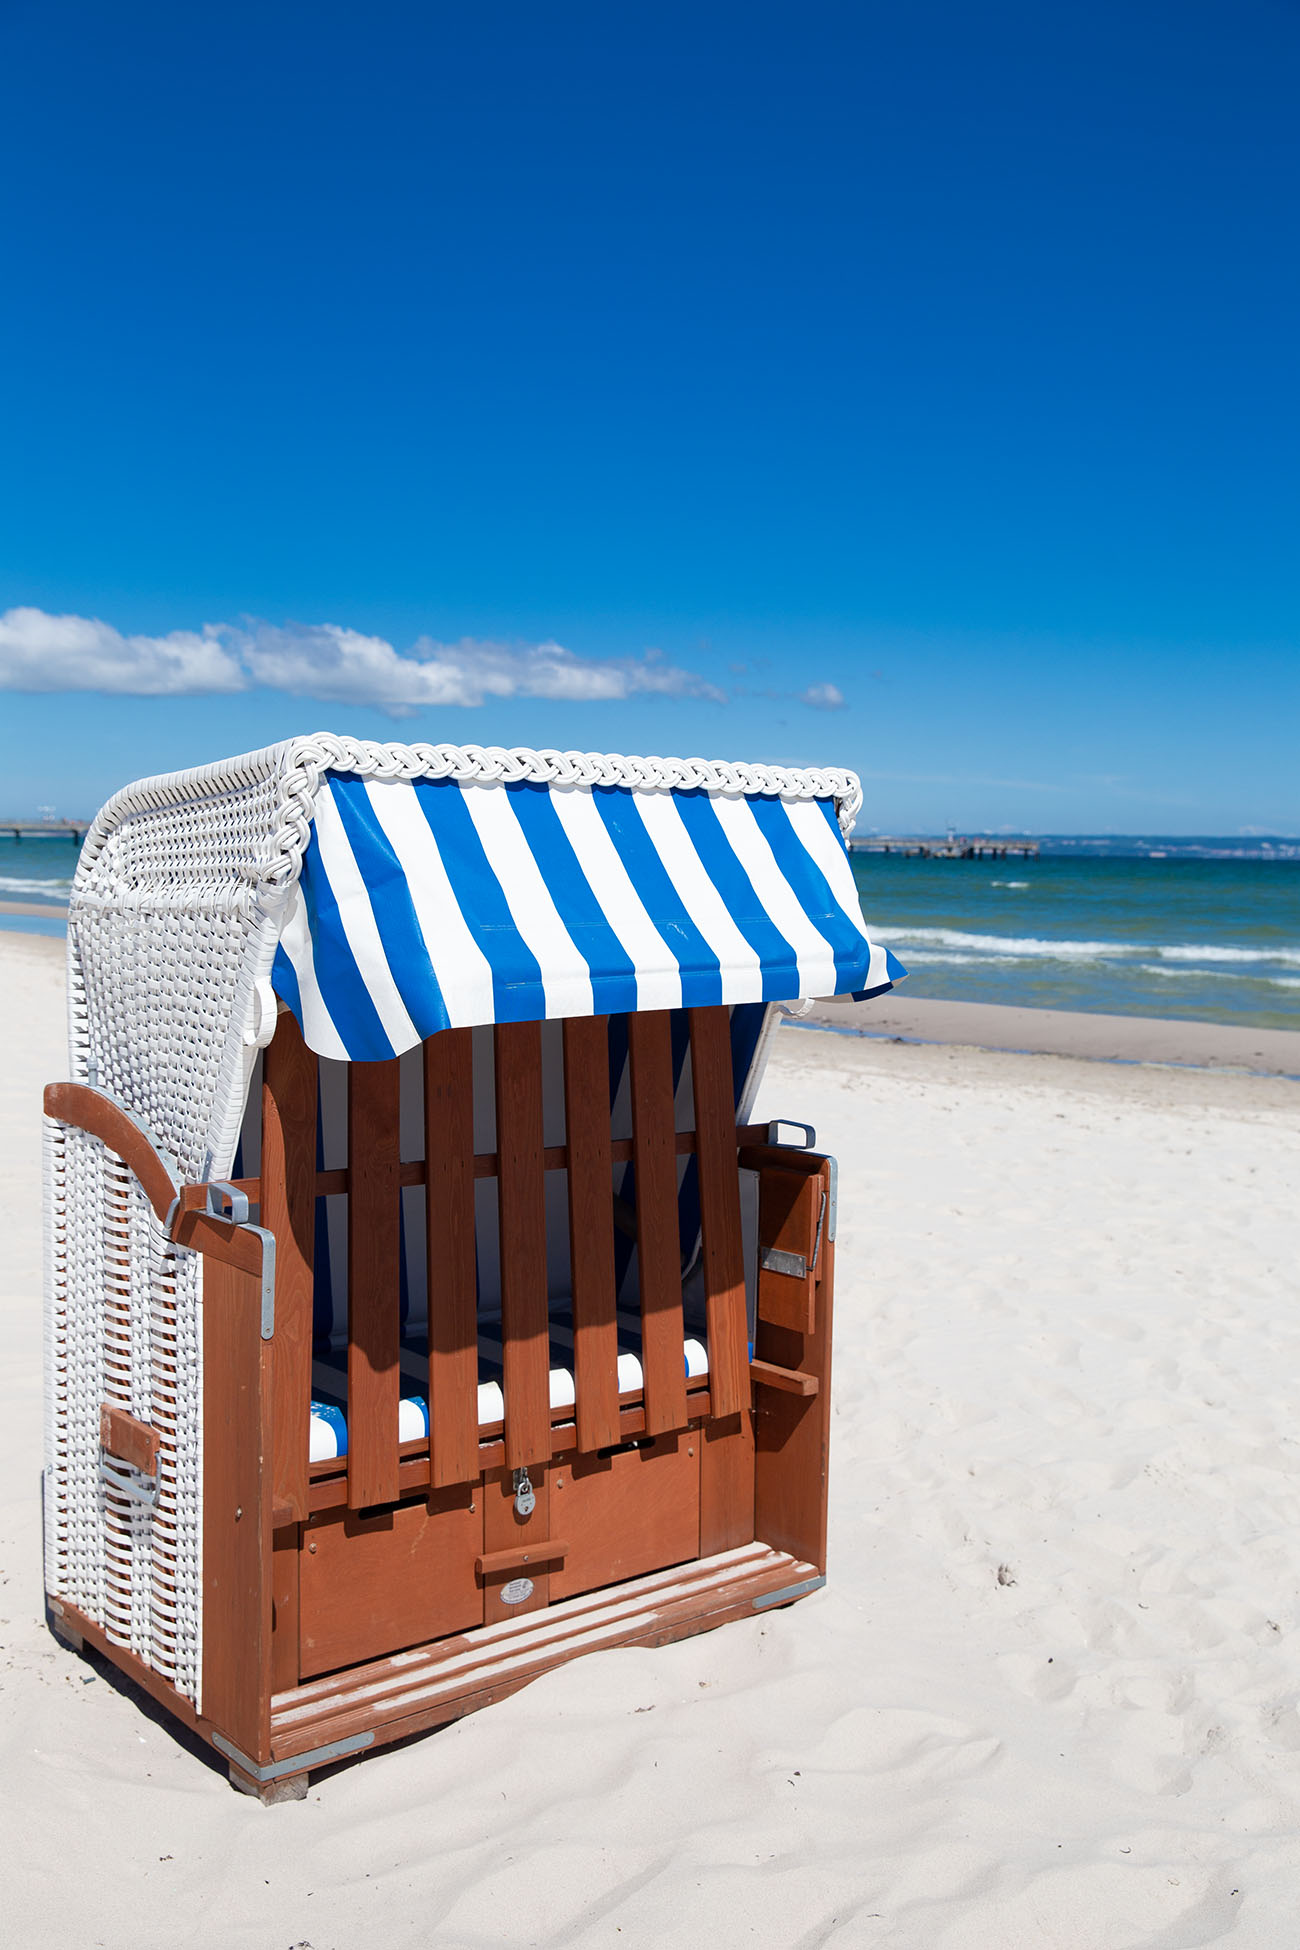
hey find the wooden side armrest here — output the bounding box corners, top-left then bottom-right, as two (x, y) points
(45, 1081), (179, 1222)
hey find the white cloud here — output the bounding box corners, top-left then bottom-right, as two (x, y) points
(0, 606), (245, 694)
(800, 681), (846, 711)
(0, 608), (726, 713)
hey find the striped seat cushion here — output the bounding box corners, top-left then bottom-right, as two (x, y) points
(308, 1306), (713, 1462)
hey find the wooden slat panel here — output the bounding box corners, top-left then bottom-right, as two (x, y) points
(202, 1251), (274, 1764)
(346, 1060), (402, 1509)
(756, 1167), (821, 1334)
(688, 1006), (748, 1419)
(562, 1016), (621, 1452)
(262, 1013), (318, 1523)
(270, 1525), (301, 1694)
(627, 1010), (688, 1436)
(299, 1486), (481, 1677)
(699, 1411), (755, 1556)
(425, 1030), (480, 1490)
(549, 1431), (700, 1601)
(494, 1022), (550, 1471)
(754, 1162), (835, 1573)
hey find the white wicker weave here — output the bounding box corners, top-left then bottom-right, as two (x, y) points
(45, 734), (864, 1708)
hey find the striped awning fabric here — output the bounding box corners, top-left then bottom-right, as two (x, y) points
(271, 769), (905, 1060)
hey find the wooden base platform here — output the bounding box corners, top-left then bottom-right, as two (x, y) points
(255, 1542), (821, 1787)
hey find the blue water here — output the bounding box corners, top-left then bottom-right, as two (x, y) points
(853, 842), (1299, 1031)
(3, 833), (1296, 1030)
(0, 834), (80, 903)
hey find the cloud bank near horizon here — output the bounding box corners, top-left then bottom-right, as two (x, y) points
(0, 607), (744, 713)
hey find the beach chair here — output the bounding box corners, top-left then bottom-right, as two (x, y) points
(42, 736), (903, 1800)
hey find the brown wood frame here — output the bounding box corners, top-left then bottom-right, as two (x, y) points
(45, 1011), (839, 1799)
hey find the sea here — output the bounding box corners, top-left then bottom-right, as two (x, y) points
(852, 838), (1299, 1031)
(2, 832), (1297, 1030)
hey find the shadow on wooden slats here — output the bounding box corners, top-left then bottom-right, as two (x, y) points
(627, 1010), (688, 1437)
(347, 1060), (402, 1510)
(425, 1029), (479, 1492)
(262, 1012), (317, 1524)
(688, 1006), (747, 1420)
(563, 1015), (621, 1452)
(495, 1022), (550, 1471)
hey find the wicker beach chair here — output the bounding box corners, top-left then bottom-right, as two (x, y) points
(43, 736), (903, 1799)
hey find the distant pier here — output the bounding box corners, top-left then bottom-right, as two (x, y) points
(850, 835), (1039, 860)
(0, 819), (90, 842)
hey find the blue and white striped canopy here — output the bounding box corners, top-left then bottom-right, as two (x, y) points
(271, 770), (905, 1061)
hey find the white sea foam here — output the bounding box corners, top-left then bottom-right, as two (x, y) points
(990, 879), (1030, 889)
(1139, 964), (1300, 989)
(0, 874), (72, 899)
(873, 925), (1300, 968)
(1156, 942), (1300, 965)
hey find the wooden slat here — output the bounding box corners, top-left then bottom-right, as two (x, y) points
(346, 1060), (402, 1510)
(562, 1016), (621, 1452)
(494, 1022), (550, 1471)
(627, 1010), (688, 1436)
(224, 1124), (773, 1204)
(750, 1358), (819, 1397)
(262, 1012), (318, 1523)
(201, 1251), (275, 1765)
(424, 1030), (480, 1490)
(477, 1539), (569, 1576)
(688, 1006), (748, 1419)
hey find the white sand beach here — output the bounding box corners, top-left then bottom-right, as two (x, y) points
(3, 929), (1299, 1948)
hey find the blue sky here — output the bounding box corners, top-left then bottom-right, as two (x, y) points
(1, 1), (1296, 833)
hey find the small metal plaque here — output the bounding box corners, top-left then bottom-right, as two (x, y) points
(500, 1577), (535, 1606)
(760, 1246), (808, 1280)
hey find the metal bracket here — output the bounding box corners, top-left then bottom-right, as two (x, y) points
(245, 1223), (277, 1338)
(213, 1729), (373, 1783)
(205, 1180), (250, 1224)
(766, 1119), (816, 1150)
(753, 1574), (826, 1610)
(99, 1454), (159, 1512)
(201, 1186), (276, 1338)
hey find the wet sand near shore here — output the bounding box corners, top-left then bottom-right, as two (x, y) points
(801, 992), (1300, 1078)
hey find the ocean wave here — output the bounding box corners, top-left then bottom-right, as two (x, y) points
(990, 880), (1030, 889)
(1154, 942), (1300, 965)
(886, 949), (1023, 967)
(1139, 965), (1300, 990)
(0, 874), (72, 898)
(871, 925), (1300, 967)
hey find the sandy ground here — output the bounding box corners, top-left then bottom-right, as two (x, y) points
(3, 933), (1299, 1948)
